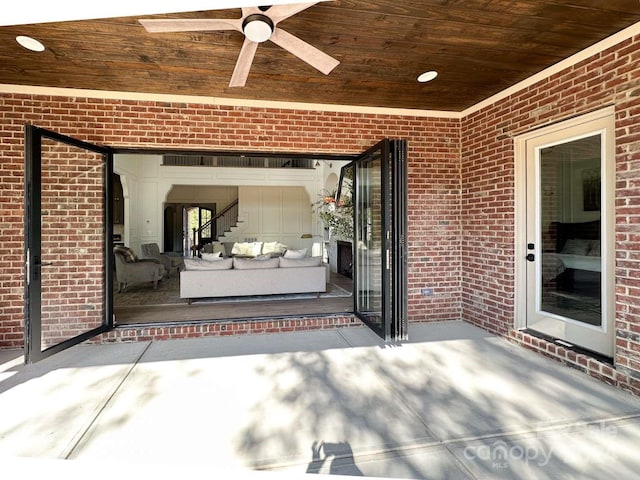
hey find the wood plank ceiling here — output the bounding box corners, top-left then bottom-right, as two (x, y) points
(1, 1), (640, 111)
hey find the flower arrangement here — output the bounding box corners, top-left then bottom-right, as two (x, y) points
(314, 189), (353, 240)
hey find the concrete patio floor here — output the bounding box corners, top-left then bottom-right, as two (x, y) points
(0, 320), (639, 479)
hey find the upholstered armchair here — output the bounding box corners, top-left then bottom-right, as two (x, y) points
(140, 243), (184, 277)
(113, 246), (166, 292)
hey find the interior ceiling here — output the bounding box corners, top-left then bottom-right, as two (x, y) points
(1, 1), (640, 112)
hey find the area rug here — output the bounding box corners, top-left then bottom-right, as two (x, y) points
(114, 274), (351, 307)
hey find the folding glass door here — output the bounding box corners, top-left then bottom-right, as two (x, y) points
(352, 139), (408, 341)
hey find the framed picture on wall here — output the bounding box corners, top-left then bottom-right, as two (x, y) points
(582, 167), (601, 211)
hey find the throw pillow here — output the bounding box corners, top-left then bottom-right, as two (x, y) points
(284, 248), (307, 259)
(114, 245), (138, 263)
(587, 240), (601, 256)
(231, 241), (263, 257)
(212, 242), (227, 257)
(262, 241), (287, 257)
(279, 256), (322, 268)
(201, 242), (226, 256)
(231, 242), (250, 256)
(201, 252), (222, 261)
(251, 242), (263, 257)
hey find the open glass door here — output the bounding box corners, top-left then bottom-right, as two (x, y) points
(24, 125), (114, 363)
(352, 139), (408, 341)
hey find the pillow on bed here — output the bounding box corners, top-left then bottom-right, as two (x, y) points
(560, 239), (591, 255)
(279, 256), (322, 268)
(283, 248), (307, 259)
(587, 240), (601, 256)
(184, 258), (233, 270)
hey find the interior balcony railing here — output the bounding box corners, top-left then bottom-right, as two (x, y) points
(164, 155), (314, 169)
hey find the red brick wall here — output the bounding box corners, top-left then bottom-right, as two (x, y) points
(101, 315), (361, 344)
(39, 140), (106, 347)
(409, 120), (462, 321)
(461, 35), (640, 395)
(0, 98), (461, 347)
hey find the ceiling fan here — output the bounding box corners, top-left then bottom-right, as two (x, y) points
(139, 2), (340, 87)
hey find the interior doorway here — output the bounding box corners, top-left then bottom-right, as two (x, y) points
(112, 154), (357, 325)
(184, 206), (214, 255)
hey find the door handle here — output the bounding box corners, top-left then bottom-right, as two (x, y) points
(34, 257), (53, 269)
(526, 253), (535, 262)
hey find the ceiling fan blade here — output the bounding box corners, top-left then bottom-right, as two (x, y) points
(240, 7), (262, 17)
(1, 0), (331, 26)
(270, 28), (339, 75)
(139, 18), (241, 33)
(229, 38), (259, 87)
(266, 2), (318, 25)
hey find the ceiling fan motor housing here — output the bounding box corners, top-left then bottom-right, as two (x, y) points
(242, 14), (274, 42)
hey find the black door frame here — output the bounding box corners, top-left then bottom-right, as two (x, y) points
(24, 125), (114, 363)
(23, 130), (408, 362)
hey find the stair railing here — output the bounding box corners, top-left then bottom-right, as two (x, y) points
(193, 199), (239, 251)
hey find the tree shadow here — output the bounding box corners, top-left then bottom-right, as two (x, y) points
(232, 324), (640, 478)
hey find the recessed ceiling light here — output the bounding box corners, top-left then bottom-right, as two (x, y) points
(417, 71), (438, 83)
(16, 35), (45, 52)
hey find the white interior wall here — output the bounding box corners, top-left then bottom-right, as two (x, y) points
(114, 154), (348, 255)
(114, 154), (141, 251)
(167, 185), (238, 206)
(231, 186), (311, 250)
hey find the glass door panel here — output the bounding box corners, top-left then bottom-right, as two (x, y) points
(539, 137), (602, 326)
(25, 126), (112, 363)
(355, 152), (384, 334)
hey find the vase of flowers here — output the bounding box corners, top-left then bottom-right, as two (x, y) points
(315, 190), (353, 240)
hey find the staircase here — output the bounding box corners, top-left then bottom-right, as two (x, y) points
(193, 199), (243, 248)
(216, 212), (249, 243)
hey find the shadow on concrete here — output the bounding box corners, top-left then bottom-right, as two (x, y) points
(306, 441), (364, 475)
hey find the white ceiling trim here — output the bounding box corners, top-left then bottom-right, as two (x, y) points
(0, 84), (461, 119)
(0, 1), (331, 26)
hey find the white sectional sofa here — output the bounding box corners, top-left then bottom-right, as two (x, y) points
(180, 256), (327, 304)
